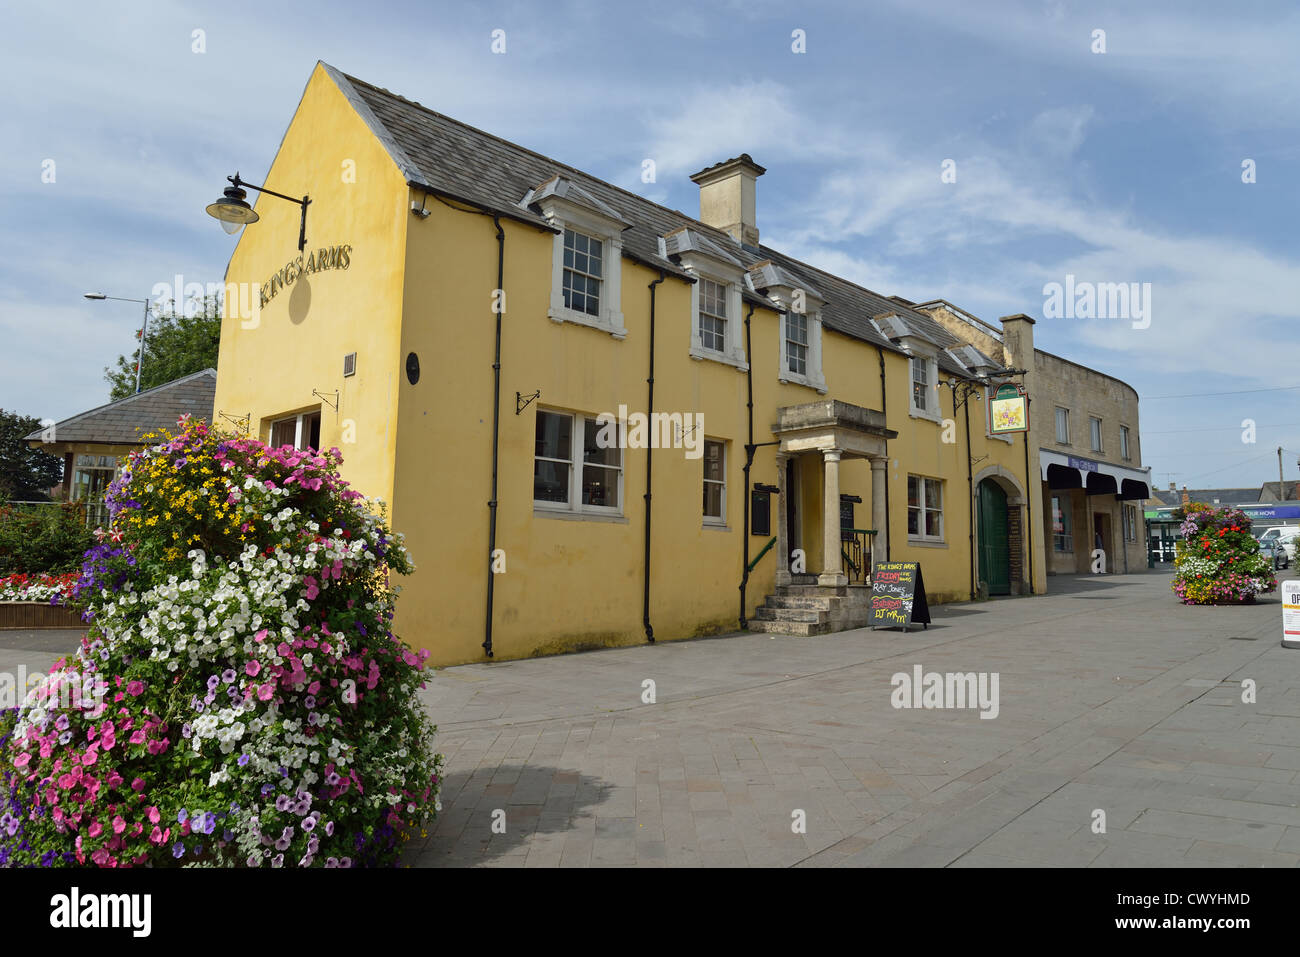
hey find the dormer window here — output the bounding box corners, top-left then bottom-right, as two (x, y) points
(562, 228), (602, 317)
(749, 261), (826, 393)
(521, 176), (627, 338)
(698, 278), (728, 352)
(662, 227), (748, 371)
(907, 353), (942, 423)
(911, 356), (930, 412)
(786, 311), (808, 375)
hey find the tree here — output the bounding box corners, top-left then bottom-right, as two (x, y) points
(103, 294), (221, 400)
(0, 409), (63, 500)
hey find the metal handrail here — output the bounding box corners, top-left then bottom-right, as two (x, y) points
(841, 528), (876, 585)
(747, 536), (777, 573)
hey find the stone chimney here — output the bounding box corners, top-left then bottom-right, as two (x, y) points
(690, 154), (765, 247)
(1168, 482), (1176, 492)
(998, 314), (1036, 373)
(1181, 485), (1189, 506)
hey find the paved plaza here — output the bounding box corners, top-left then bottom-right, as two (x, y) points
(5, 570), (1300, 867)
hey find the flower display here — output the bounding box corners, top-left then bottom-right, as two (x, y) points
(0, 418), (442, 867)
(1170, 503), (1275, 605)
(0, 573), (78, 604)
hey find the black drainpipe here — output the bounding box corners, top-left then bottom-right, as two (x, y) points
(643, 271), (665, 642)
(1023, 397), (1034, 594)
(483, 215), (505, 658)
(738, 303), (757, 628)
(875, 345), (891, 561)
(963, 389), (976, 600)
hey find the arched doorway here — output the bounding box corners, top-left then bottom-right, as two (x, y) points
(977, 479), (1011, 595)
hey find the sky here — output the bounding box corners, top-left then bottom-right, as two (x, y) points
(1, 0), (1297, 492)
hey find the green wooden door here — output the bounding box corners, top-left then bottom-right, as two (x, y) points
(978, 480), (1011, 596)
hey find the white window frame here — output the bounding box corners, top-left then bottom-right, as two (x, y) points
(533, 408), (624, 516)
(703, 438), (727, 526)
(908, 354), (942, 423)
(1120, 425), (1131, 461)
(778, 307), (827, 393)
(269, 410), (321, 451)
(541, 204), (626, 338)
(1055, 407), (1070, 444)
(676, 252), (747, 370)
(1090, 416), (1103, 452)
(907, 475), (945, 543)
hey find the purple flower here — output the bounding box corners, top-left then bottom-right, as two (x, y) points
(173, 842), (185, 858)
(238, 754), (250, 767)
(178, 808), (189, 823)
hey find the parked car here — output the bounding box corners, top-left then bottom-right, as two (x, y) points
(1258, 538), (1288, 570)
(1257, 526), (1300, 561)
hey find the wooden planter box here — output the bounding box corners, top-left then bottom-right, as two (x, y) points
(0, 602), (84, 629)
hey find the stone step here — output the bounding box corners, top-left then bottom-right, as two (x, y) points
(753, 606), (827, 624)
(777, 584), (847, 597)
(763, 595), (838, 611)
(747, 618), (830, 637)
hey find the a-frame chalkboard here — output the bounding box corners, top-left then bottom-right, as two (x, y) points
(869, 562), (931, 632)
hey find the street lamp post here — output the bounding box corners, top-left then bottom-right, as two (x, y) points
(84, 293), (151, 394)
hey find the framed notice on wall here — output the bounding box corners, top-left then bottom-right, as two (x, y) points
(988, 383), (1029, 435)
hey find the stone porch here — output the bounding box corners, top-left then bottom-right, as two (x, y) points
(748, 400), (897, 636)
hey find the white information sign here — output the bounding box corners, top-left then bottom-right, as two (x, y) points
(1283, 580), (1300, 649)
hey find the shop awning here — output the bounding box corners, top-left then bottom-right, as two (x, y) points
(1039, 449), (1151, 499)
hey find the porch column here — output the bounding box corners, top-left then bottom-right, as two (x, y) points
(871, 457), (888, 565)
(775, 452), (791, 586)
(819, 449), (847, 587)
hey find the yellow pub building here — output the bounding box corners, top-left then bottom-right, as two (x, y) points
(213, 62), (1050, 666)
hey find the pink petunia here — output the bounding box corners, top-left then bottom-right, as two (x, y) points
(126, 680), (143, 696)
(257, 683), (274, 702)
(246, 660), (261, 677)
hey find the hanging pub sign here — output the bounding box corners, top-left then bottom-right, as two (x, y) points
(988, 383), (1029, 435)
(870, 562), (931, 632)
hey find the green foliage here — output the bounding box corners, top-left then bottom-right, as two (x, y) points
(103, 295), (221, 401)
(0, 503), (94, 574)
(0, 410), (62, 501)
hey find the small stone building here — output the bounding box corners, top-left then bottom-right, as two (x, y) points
(24, 369), (216, 526)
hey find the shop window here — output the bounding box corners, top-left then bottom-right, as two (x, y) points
(1052, 495), (1073, 552)
(1123, 504), (1139, 543)
(703, 439), (726, 525)
(907, 475), (944, 542)
(269, 410), (322, 451)
(534, 409), (623, 515)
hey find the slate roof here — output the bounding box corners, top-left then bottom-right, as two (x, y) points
(1259, 482), (1299, 502)
(1152, 487), (1261, 507)
(322, 63), (999, 381)
(25, 369), (216, 446)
